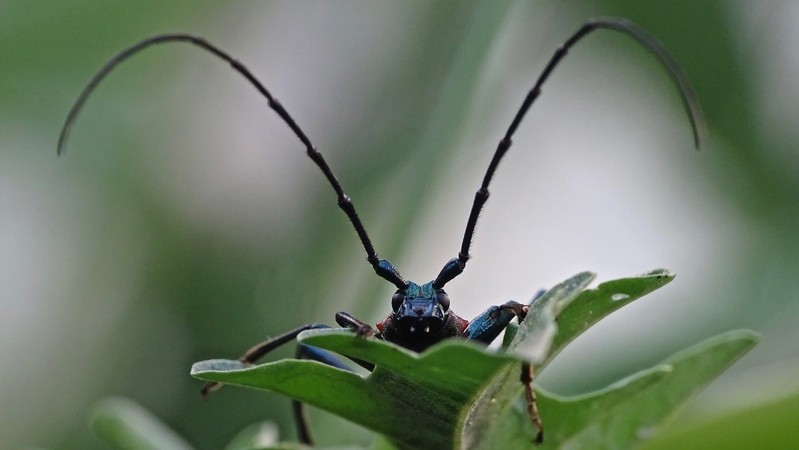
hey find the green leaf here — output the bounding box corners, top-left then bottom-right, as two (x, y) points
(562, 330), (759, 448)
(90, 397), (194, 450)
(192, 272), (592, 449)
(547, 269), (675, 365)
(192, 339), (517, 449)
(466, 330), (759, 449)
(191, 272), (757, 450)
(642, 388), (799, 450)
(509, 271), (596, 363)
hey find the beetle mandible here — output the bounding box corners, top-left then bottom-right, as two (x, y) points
(58, 17), (703, 446)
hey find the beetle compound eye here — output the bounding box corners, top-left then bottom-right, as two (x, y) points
(436, 290), (450, 311)
(391, 291), (405, 312)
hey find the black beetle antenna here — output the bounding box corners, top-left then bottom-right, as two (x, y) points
(57, 34), (407, 290)
(433, 17), (705, 289)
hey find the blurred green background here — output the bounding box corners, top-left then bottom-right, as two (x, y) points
(2, 1), (797, 448)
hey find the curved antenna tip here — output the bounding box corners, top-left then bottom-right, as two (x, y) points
(57, 130), (69, 156)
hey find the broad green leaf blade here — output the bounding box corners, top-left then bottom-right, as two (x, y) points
(299, 330), (519, 399)
(193, 337), (520, 450)
(641, 389), (799, 450)
(469, 329), (758, 449)
(547, 269), (674, 365)
(563, 330), (759, 449)
(509, 271), (596, 363)
(463, 365), (673, 449)
(192, 359), (391, 436)
(368, 435), (401, 450)
(90, 397), (194, 450)
(461, 271), (598, 447)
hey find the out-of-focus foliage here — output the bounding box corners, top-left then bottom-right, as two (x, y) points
(1, 1), (797, 449)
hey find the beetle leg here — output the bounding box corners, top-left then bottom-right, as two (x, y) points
(200, 323), (330, 397)
(521, 362), (544, 444)
(335, 311), (376, 337)
(464, 300), (528, 344)
(291, 400), (312, 445)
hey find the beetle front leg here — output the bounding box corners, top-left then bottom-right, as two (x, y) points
(463, 300), (528, 344)
(335, 311), (376, 337)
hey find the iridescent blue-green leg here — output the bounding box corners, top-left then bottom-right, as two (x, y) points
(463, 300), (528, 344)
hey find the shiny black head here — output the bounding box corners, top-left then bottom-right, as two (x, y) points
(391, 281), (451, 337)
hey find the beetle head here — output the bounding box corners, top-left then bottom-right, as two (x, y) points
(391, 281), (450, 336)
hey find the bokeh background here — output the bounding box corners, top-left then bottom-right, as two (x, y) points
(2, 1), (797, 448)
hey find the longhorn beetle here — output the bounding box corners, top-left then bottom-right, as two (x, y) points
(58, 17), (703, 446)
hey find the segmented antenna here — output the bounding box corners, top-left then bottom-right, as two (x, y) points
(433, 17), (705, 289)
(57, 34), (407, 289)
